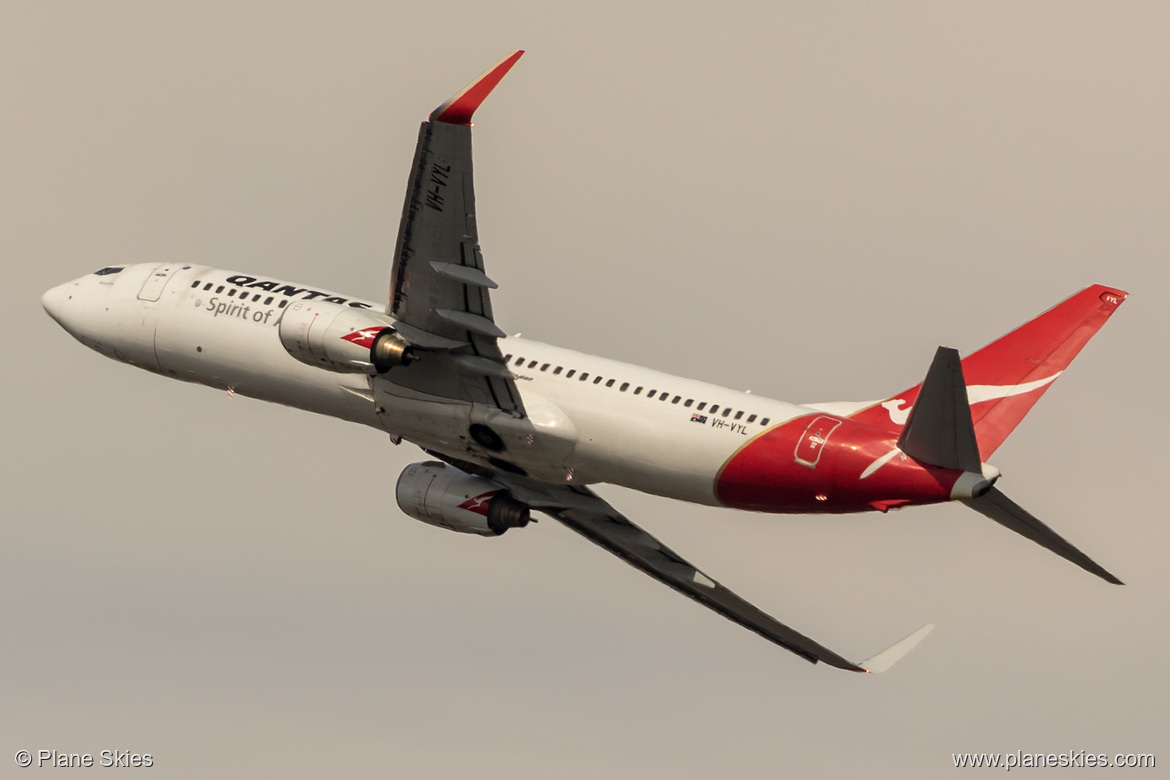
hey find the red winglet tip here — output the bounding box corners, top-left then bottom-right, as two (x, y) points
(432, 50), (525, 125)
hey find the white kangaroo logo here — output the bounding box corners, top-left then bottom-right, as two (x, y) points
(882, 373), (1063, 427)
(882, 399), (912, 425)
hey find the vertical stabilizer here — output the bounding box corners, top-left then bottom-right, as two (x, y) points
(850, 285), (1127, 459)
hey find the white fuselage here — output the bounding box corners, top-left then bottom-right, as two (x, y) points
(44, 263), (818, 507)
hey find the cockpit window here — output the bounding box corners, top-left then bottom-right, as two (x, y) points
(94, 267), (124, 276)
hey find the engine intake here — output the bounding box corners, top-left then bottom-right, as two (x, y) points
(395, 462), (531, 536)
(278, 300), (412, 374)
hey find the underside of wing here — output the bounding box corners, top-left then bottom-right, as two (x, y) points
(496, 478), (932, 672)
(381, 52), (525, 417)
(556, 503), (864, 669)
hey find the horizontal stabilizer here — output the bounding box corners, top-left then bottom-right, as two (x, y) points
(860, 624), (936, 673)
(897, 346), (981, 472)
(963, 487), (1122, 584)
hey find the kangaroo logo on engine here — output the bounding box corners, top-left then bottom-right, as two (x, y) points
(458, 491), (498, 516)
(341, 327), (384, 349)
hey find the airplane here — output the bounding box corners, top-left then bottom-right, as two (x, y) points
(41, 50), (1127, 673)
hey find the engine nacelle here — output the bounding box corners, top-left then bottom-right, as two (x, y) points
(278, 300), (412, 374)
(395, 462), (531, 536)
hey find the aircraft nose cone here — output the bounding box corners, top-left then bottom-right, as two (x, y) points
(42, 283), (67, 325)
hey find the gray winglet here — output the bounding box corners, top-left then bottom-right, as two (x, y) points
(860, 624), (936, 673)
(897, 346), (982, 473)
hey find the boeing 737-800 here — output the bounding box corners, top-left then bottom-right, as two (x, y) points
(42, 51), (1127, 672)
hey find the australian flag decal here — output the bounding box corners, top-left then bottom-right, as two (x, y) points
(690, 413), (707, 424)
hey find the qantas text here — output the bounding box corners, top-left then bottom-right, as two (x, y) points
(225, 275), (373, 308)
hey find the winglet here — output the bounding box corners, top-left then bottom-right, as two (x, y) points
(431, 50), (525, 125)
(859, 623), (935, 673)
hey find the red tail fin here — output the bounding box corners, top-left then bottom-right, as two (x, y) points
(849, 284), (1127, 460)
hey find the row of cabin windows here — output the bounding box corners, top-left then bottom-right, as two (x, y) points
(190, 280), (287, 307)
(178, 288), (771, 422)
(503, 354), (770, 426)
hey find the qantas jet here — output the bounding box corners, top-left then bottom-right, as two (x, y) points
(42, 51), (1127, 672)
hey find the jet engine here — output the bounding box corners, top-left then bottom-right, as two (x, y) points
(395, 461), (531, 536)
(278, 300), (412, 374)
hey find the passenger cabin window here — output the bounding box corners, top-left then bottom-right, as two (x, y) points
(671, 396), (681, 404)
(579, 373), (589, 381)
(684, 399), (693, 407)
(228, 288), (237, 296)
(204, 283), (213, 291)
(566, 369), (576, 378)
(605, 379), (615, 387)
(734, 411), (744, 420)
(619, 382), (629, 391)
(634, 386), (643, 395)
(540, 363), (550, 371)
(697, 402), (707, 411)
(660, 394), (669, 402)
(94, 267), (124, 276)
(190, 281), (199, 288)
(264, 297), (273, 305)
(593, 376), (603, 384)
(722, 408), (731, 417)
(761, 418), (770, 426)
(528, 360), (538, 368)
(747, 414), (757, 423)
(215, 286), (224, 293)
(503, 354), (512, 362)
(553, 366), (563, 375)
(514, 357), (524, 366)
(278, 300), (287, 308)
(709, 405), (719, 414)
(647, 390), (656, 399)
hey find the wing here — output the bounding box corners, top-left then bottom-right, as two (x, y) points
(383, 51), (525, 415)
(497, 478), (933, 672)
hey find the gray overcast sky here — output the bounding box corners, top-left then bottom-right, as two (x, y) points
(3, 2), (1168, 777)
